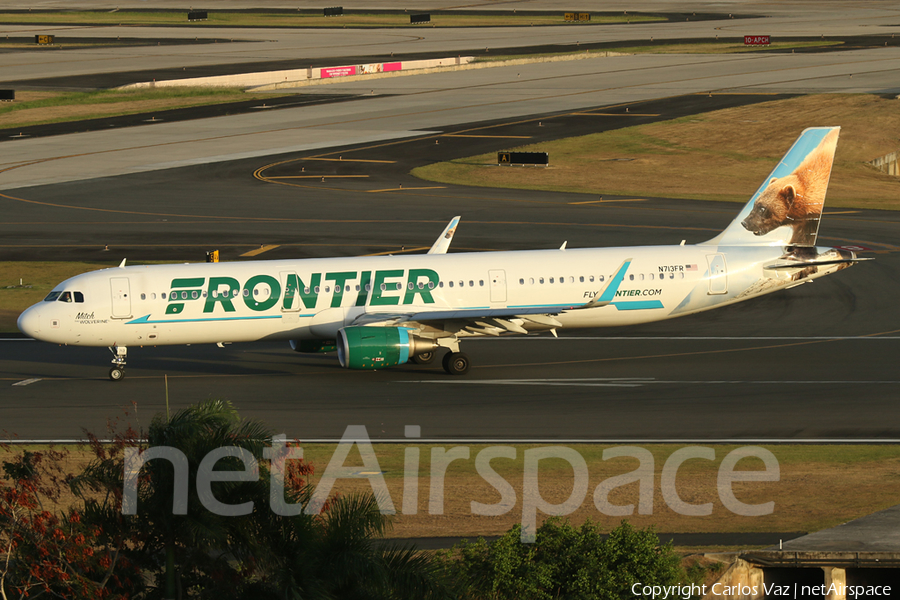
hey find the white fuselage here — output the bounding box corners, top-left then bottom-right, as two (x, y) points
(17, 243), (832, 349)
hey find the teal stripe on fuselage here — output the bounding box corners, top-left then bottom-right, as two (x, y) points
(125, 314), (305, 325)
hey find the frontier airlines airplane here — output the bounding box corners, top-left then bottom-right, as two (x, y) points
(18, 127), (866, 380)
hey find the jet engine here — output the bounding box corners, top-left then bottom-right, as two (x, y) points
(337, 326), (437, 370)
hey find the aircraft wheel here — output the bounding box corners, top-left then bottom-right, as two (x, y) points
(411, 351), (436, 365)
(442, 352), (470, 376)
(109, 367), (125, 381)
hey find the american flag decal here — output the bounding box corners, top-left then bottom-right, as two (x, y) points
(686, 264), (698, 271)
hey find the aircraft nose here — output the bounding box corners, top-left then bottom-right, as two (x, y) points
(17, 306), (40, 338)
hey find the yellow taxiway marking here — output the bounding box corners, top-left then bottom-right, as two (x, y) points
(240, 244), (281, 257)
(268, 175), (370, 179)
(367, 186), (446, 193)
(443, 134), (532, 139)
(303, 158), (396, 163)
(571, 113), (660, 117)
(824, 211), (861, 215)
(569, 199), (647, 204)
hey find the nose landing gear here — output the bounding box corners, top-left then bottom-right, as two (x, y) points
(108, 345), (127, 381)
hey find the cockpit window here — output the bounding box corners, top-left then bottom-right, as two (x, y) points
(74, 291), (84, 303)
(44, 291), (62, 302)
(58, 291), (73, 303)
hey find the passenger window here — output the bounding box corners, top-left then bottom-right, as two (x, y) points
(202, 291), (207, 297)
(449, 281), (454, 288)
(427, 282), (434, 289)
(590, 276), (595, 283)
(519, 278), (524, 285)
(649, 273), (655, 280)
(355, 285), (360, 292)
(365, 284), (372, 292)
(408, 282), (414, 290)
(314, 287), (320, 293)
(639, 274), (645, 281)
(679, 272), (684, 279)
(380, 283), (386, 291)
(324, 287), (330, 293)
(469, 280), (474, 287)
(141, 293), (146, 300)
(459, 281), (464, 288)
(539, 277), (544, 284)
(599, 276), (605, 282)
(629, 274), (635, 281)
(304, 287), (310, 294)
(569, 276), (574, 284)
(152, 293), (157, 300)
(438, 282), (443, 288)
(479, 280), (484, 287)
(74, 291), (84, 303)
(44, 291), (61, 302)
(244, 289), (250, 297)
(549, 277), (555, 284)
(162, 292), (167, 300)
(579, 276), (584, 283)
(670, 273), (675, 279)
(529, 277), (534, 285)
(193, 291), (200, 299)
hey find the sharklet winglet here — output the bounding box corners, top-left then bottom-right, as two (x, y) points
(576, 258), (632, 309)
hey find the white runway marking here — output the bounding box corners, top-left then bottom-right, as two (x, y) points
(12, 378), (41, 387)
(404, 378), (899, 387)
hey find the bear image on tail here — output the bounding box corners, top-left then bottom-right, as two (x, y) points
(741, 128), (839, 246)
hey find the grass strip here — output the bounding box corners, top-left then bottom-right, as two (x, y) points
(0, 88), (291, 129)
(0, 11), (662, 28)
(413, 94), (900, 210)
(5, 442), (898, 542)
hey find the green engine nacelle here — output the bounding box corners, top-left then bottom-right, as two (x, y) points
(290, 339), (337, 353)
(337, 326), (435, 370)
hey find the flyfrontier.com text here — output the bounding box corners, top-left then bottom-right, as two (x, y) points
(123, 426), (780, 543)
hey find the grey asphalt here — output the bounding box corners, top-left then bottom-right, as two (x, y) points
(2, 2), (900, 444)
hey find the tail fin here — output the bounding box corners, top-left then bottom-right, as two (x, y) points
(705, 127), (840, 247)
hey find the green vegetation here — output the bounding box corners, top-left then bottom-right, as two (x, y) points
(0, 88), (291, 130)
(474, 41), (843, 62)
(439, 520), (694, 599)
(413, 94), (900, 210)
(0, 11), (662, 28)
(2, 400), (454, 599)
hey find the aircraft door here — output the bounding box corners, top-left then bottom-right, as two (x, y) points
(489, 269), (507, 303)
(110, 277), (132, 318)
(706, 254), (727, 295)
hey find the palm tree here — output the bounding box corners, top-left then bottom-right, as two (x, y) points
(74, 399), (273, 599)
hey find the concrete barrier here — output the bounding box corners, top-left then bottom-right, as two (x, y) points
(116, 52), (627, 92)
(870, 150), (899, 176)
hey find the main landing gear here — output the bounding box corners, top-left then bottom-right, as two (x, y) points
(441, 351), (470, 376)
(108, 345), (127, 381)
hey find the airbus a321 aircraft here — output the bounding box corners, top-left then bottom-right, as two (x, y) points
(18, 127), (867, 380)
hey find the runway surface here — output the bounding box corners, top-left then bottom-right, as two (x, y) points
(2, 3), (900, 441)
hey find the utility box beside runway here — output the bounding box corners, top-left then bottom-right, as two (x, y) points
(187, 11), (208, 22)
(0, 90), (13, 102)
(498, 151), (549, 167)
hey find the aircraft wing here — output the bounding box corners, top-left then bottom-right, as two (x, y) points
(349, 259), (634, 337)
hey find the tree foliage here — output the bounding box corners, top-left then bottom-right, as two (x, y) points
(442, 519), (691, 600)
(3, 401), (453, 600)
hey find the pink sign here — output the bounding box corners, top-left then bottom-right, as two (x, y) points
(321, 65), (357, 78)
(383, 62), (402, 72)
